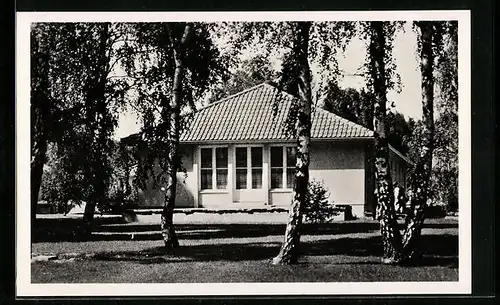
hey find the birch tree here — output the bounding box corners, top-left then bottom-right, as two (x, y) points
(363, 20), (457, 263)
(363, 21), (404, 262)
(270, 21), (313, 264)
(227, 21), (355, 264)
(124, 22), (228, 248)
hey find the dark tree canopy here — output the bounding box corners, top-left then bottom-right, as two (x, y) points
(31, 23), (132, 228)
(322, 82), (413, 155)
(209, 54), (279, 103)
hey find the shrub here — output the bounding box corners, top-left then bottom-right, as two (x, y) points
(425, 204), (447, 219)
(303, 179), (336, 223)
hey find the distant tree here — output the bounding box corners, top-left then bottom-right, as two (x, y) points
(41, 140), (138, 215)
(386, 111), (413, 155)
(322, 82), (374, 130)
(209, 54), (279, 102)
(123, 22), (229, 248)
(432, 21), (458, 211)
(322, 81), (413, 156)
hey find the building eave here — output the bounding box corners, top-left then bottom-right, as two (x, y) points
(389, 144), (415, 166)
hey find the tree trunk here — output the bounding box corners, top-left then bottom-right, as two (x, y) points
(369, 21), (403, 263)
(83, 200), (97, 225)
(160, 23), (193, 248)
(30, 137), (47, 227)
(82, 23), (111, 233)
(400, 22), (435, 261)
(81, 199), (97, 237)
(272, 22), (312, 265)
(31, 40), (52, 228)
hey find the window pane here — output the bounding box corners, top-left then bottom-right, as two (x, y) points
(235, 147), (247, 168)
(271, 168), (283, 189)
(252, 168), (262, 189)
(216, 147), (227, 168)
(201, 148), (212, 168)
(251, 147), (263, 167)
(236, 168), (247, 189)
(286, 168), (295, 189)
(270, 147), (283, 167)
(286, 147), (297, 167)
(201, 169), (212, 189)
(216, 169), (228, 189)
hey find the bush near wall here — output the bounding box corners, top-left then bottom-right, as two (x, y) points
(303, 179), (338, 223)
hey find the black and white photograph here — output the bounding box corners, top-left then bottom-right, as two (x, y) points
(16, 11), (471, 296)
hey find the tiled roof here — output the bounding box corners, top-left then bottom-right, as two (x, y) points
(180, 82), (373, 142)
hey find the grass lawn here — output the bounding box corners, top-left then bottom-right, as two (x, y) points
(31, 215), (459, 283)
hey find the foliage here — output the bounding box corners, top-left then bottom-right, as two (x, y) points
(41, 141), (140, 214)
(322, 81), (414, 155)
(302, 180), (336, 224)
(32, 23), (134, 222)
(359, 21), (405, 94)
(323, 83), (374, 130)
(432, 21), (458, 211)
(405, 20), (458, 212)
(208, 54), (279, 103)
(101, 142), (140, 212)
(39, 144), (80, 214)
(385, 111), (414, 155)
(123, 22), (230, 191)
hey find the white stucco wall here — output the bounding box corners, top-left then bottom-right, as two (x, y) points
(268, 141), (367, 217)
(133, 139), (411, 219)
(308, 141), (366, 217)
(136, 145), (197, 208)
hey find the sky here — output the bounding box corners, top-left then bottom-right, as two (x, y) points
(114, 22), (422, 139)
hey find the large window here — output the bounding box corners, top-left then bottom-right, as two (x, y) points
(235, 146), (263, 189)
(200, 147), (228, 190)
(271, 146), (296, 189)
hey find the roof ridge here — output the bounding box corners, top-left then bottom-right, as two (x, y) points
(261, 82), (299, 102)
(193, 82), (268, 114)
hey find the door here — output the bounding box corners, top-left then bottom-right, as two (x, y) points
(233, 146), (266, 203)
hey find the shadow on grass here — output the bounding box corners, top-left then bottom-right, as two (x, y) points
(32, 217), (458, 242)
(88, 234), (458, 268)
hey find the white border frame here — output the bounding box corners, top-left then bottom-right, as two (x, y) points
(16, 10), (471, 297)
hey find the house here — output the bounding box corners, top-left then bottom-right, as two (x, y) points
(121, 82), (412, 218)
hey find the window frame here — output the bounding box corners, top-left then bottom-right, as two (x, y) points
(270, 144), (296, 191)
(234, 145), (264, 190)
(235, 146), (248, 190)
(199, 145), (229, 192)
